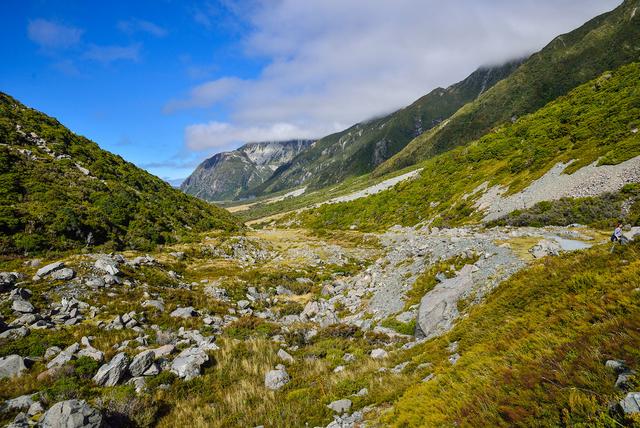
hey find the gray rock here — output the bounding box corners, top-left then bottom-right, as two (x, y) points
(51, 268), (75, 281)
(94, 257), (119, 276)
(28, 401), (44, 416)
(0, 327), (29, 340)
(0, 272), (19, 290)
(327, 399), (352, 414)
(0, 355), (27, 379)
(277, 348), (294, 363)
(237, 300), (251, 309)
(77, 347), (104, 363)
(47, 343), (80, 369)
(93, 352), (129, 386)
(142, 299), (165, 312)
(169, 252), (185, 260)
(616, 371), (636, 390)
(170, 306), (197, 318)
(6, 412), (29, 428)
(12, 299), (34, 314)
(620, 392), (640, 414)
(415, 265), (475, 340)
(605, 359), (628, 374)
(370, 348), (388, 360)
(45, 346), (62, 361)
(529, 239), (561, 259)
(1, 394), (35, 412)
(36, 262), (65, 278)
(40, 399), (103, 428)
(85, 277), (105, 289)
(129, 350), (155, 377)
(170, 347), (209, 380)
(264, 368), (290, 390)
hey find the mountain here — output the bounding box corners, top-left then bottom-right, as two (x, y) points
(0, 92), (240, 254)
(181, 140), (314, 201)
(295, 61), (640, 231)
(376, 0), (640, 176)
(248, 60), (523, 197)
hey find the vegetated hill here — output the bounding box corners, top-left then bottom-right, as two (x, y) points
(0, 92), (240, 255)
(375, 0), (640, 176)
(248, 59), (523, 197)
(291, 62), (640, 231)
(181, 140), (313, 201)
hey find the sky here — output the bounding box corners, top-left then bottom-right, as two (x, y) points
(0, 0), (622, 183)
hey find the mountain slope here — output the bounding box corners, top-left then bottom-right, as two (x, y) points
(376, 0), (640, 175)
(0, 92), (240, 254)
(181, 140), (313, 201)
(292, 62), (640, 231)
(249, 59), (523, 196)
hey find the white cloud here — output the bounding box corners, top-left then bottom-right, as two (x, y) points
(27, 19), (83, 49)
(117, 19), (167, 37)
(164, 77), (245, 113)
(185, 121), (325, 151)
(177, 0), (621, 151)
(84, 43), (141, 64)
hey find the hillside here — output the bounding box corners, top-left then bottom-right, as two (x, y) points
(181, 140), (313, 201)
(376, 0), (640, 176)
(289, 62), (640, 232)
(248, 59), (523, 197)
(0, 92), (240, 254)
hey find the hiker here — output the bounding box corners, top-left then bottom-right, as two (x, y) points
(611, 223), (629, 252)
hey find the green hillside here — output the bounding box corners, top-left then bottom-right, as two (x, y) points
(250, 60), (522, 196)
(0, 93), (240, 254)
(376, 0), (640, 176)
(292, 62), (640, 231)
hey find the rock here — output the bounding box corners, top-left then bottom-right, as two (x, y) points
(606, 359), (628, 374)
(77, 347), (104, 363)
(529, 239), (562, 259)
(12, 299), (34, 314)
(354, 388), (368, 397)
(36, 262), (64, 278)
(94, 257), (120, 276)
(129, 350), (155, 377)
(142, 299), (165, 312)
(48, 343), (80, 369)
(0, 327), (29, 340)
(142, 363), (160, 376)
(277, 349), (294, 363)
(448, 353), (460, 365)
(169, 251), (185, 260)
(264, 368), (290, 390)
(85, 277), (105, 289)
(40, 399), (103, 428)
(415, 265), (475, 340)
(327, 399), (352, 414)
(616, 372), (636, 390)
(152, 344), (176, 358)
(620, 392), (640, 414)
(370, 349), (388, 360)
(45, 346), (62, 360)
(237, 300), (251, 309)
(170, 306), (197, 318)
(0, 355), (27, 379)
(51, 268), (75, 281)
(127, 376), (147, 394)
(93, 352), (129, 386)
(1, 394), (35, 412)
(276, 286), (293, 296)
(343, 353), (356, 362)
(170, 347), (209, 380)
(6, 412), (29, 428)
(0, 272), (19, 291)
(28, 401), (44, 416)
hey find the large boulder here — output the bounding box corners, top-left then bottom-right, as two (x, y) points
(12, 299), (34, 314)
(170, 347), (208, 380)
(129, 350), (155, 377)
(620, 392), (640, 414)
(264, 367), (290, 390)
(415, 264), (475, 340)
(40, 399), (103, 428)
(0, 355), (27, 379)
(93, 353), (128, 386)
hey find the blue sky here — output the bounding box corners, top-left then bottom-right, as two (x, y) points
(0, 0), (621, 183)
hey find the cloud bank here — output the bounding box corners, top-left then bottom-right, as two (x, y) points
(173, 0), (621, 152)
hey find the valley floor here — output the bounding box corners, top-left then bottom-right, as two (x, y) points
(1, 222), (639, 427)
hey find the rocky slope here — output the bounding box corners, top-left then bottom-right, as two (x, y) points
(247, 59), (523, 197)
(376, 0), (640, 175)
(181, 140), (313, 201)
(0, 93), (240, 255)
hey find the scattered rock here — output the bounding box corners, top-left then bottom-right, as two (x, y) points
(51, 268), (75, 281)
(327, 399), (352, 414)
(36, 262), (65, 278)
(94, 257), (120, 276)
(370, 348), (388, 360)
(129, 350), (155, 377)
(277, 348), (294, 363)
(171, 347), (209, 380)
(170, 306), (197, 318)
(12, 299), (35, 314)
(40, 399), (103, 428)
(93, 352), (129, 386)
(265, 367), (290, 390)
(0, 355), (27, 379)
(620, 392), (640, 414)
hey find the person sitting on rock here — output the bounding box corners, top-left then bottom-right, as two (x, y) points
(611, 222), (629, 245)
